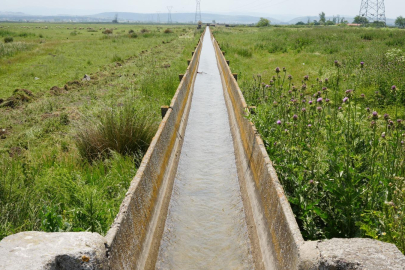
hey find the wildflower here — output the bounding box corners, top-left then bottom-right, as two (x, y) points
(272, 75), (276, 80)
(284, 129), (289, 133)
(301, 84), (307, 90)
(382, 232), (386, 236)
(275, 67), (280, 73)
(308, 124), (312, 127)
(293, 114), (298, 120)
(345, 89), (353, 96)
(360, 61), (364, 68)
(309, 179), (314, 184)
(301, 108), (307, 113)
(372, 111), (378, 119)
(382, 132), (386, 138)
(392, 85), (397, 91)
(322, 87), (327, 91)
(384, 113), (390, 120)
(338, 107), (342, 111)
(270, 80), (274, 85)
(324, 78), (329, 83)
(325, 98), (330, 103)
(265, 84), (270, 88)
(370, 121), (376, 127)
(317, 91), (322, 97)
(317, 97), (323, 104)
(288, 75), (293, 80)
(316, 78), (319, 82)
(283, 67), (286, 72)
(292, 86), (297, 92)
(334, 60), (341, 67)
(288, 90), (292, 95)
(401, 141), (404, 144)
(273, 101), (278, 107)
(304, 75), (309, 81)
(277, 120), (281, 125)
(366, 107), (370, 112)
(343, 97), (349, 103)
(361, 93), (365, 98)
(317, 106), (322, 112)
(309, 100), (313, 105)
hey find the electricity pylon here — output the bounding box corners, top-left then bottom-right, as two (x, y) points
(359, 0), (386, 25)
(195, 0), (202, 24)
(167, 6), (173, 24)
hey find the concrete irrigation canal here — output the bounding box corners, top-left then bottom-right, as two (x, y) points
(1, 27), (405, 270)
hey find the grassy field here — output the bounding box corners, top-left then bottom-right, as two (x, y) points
(213, 25), (405, 253)
(0, 22), (201, 239)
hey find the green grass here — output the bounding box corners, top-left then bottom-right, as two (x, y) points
(213, 25), (405, 253)
(0, 22), (202, 239)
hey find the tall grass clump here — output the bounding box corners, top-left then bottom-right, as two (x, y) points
(75, 104), (157, 161)
(244, 62), (405, 253)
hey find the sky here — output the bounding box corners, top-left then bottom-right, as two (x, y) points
(2, 0), (405, 19)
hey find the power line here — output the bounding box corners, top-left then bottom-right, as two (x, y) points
(167, 6), (173, 24)
(195, 0), (202, 23)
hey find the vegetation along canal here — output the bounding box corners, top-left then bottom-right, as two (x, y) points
(155, 28), (255, 269)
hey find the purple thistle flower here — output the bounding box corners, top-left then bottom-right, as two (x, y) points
(301, 108), (307, 113)
(302, 84), (307, 90)
(309, 100), (313, 105)
(277, 120), (281, 125)
(273, 101), (278, 106)
(275, 67), (280, 73)
(304, 75), (309, 81)
(361, 93), (365, 98)
(324, 78), (329, 83)
(366, 107), (370, 112)
(343, 97), (349, 103)
(381, 132), (386, 138)
(265, 84), (270, 88)
(338, 107), (342, 111)
(360, 61), (364, 68)
(372, 111), (378, 119)
(392, 85), (397, 91)
(288, 75), (293, 80)
(270, 80), (274, 85)
(326, 98), (330, 103)
(401, 141), (404, 145)
(370, 121), (376, 127)
(322, 87), (327, 91)
(274, 142), (277, 146)
(309, 180), (314, 184)
(283, 67), (286, 72)
(308, 124), (312, 127)
(384, 113), (390, 120)
(317, 97), (323, 103)
(317, 106), (322, 112)
(293, 114), (298, 120)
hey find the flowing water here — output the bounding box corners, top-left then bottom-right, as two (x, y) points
(155, 28), (254, 270)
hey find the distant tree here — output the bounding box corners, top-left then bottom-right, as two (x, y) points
(326, 20), (335, 25)
(319, 12), (326, 24)
(313, 20), (320, 25)
(212, 20), (216, 24)
(353, 15), (369, 24)
(296, 21), (305, 25)
(395, 16), (405, 28)
(256, 17), (271, 27)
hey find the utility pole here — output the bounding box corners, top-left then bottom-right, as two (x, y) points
(167, 6), (173, 24)
(359, 0), (386, 25)
(195, 0), (202, 24)
(157, 12), (160, 23)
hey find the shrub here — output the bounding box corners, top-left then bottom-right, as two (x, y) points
(102, 29), (113, 34)
(130, 33), (138, 38)
(256, 17), (271, 27)
(164, 29), (173, 34)
(4, 37), (13, 43)
(128, 29), (135, 34)
(140, 29), (149, 33)
(75, 105), (157, 161)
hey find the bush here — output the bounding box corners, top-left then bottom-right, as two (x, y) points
(140, 29), (149, 33)
(164, 29), (173, 34)
(256, 17), (271, 27)
(4, 37), (13, 43)
(130, 33), (138, 38)
(75, 105), (157, 161)
(102, 29), (113, 34)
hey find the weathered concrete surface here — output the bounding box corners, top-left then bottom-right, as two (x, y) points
(0, 231), (108, 270)
(316, 238), (405, 270)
